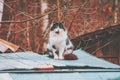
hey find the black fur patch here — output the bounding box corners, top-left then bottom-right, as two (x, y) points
(67, 46), (73, 50)
(51, 23), (59, 31)
(55, 51), (59, 55)
(66, 38), (69, 45)
(59, 23), (65, 31)
(47, 48), (52, 53)
(52, 45), (56, 49)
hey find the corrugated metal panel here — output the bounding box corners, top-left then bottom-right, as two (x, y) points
(0, 49), (119, 71)
(10, 72), (120, 80)
(0, 49), (120, 80)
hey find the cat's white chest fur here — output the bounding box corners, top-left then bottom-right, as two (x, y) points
(49, 31), (67, 50)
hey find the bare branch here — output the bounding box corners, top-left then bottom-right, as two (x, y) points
(0, 8), (57, 24)
(0, 1), (33, 19)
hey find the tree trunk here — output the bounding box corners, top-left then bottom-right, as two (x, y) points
(0, 0), (4, 27)
(41, 0), (49, 31)
(114, 0), (118, 24)
(40, 0), (49, 52)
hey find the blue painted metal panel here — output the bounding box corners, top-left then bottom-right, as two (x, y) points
(0, 49), (120, 70)
(0, 49), (120, 80)
(10, 72), (120, 80)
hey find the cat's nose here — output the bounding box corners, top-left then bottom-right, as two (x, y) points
(55, 31), (59, 34)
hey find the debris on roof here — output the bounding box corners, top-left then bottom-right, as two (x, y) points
(0, 39), (19, 53)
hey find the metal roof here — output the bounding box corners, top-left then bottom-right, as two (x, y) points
(0, 49), (120, 80)
(0, 49), (120, 71)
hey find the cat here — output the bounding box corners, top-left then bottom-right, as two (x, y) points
(46, 22), (74, 60)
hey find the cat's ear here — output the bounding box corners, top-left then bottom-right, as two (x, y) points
(61, 21), (64, 23)
(50, 21), (57, 31)
(50, 21), (55, 27)
(53, 21), (57, 24)
(50, 22), (53, 28)
(61, 21), (64, 25)
(49, 22), (54, 31)
(50, 21), (56, 28)
(60, 21), (67, 32)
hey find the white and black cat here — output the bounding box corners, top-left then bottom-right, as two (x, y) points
(46, 22), (74, 60)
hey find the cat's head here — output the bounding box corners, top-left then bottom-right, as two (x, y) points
(50, 22), (66, 34)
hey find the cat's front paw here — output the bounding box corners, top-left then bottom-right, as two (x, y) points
(54, 55), (59, 60)
(59, 56), (64, 60)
